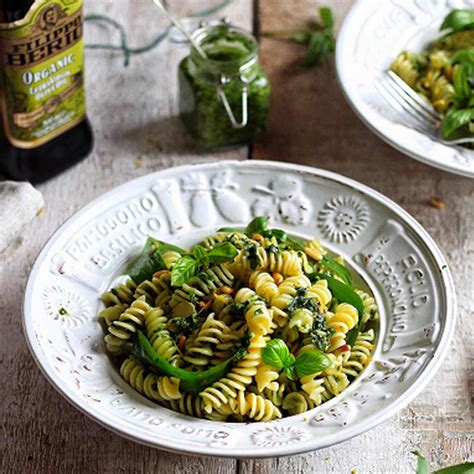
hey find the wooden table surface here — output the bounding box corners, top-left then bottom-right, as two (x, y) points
(1, 1), (472, 473)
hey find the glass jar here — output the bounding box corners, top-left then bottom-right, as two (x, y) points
(178, 19), (270, 150)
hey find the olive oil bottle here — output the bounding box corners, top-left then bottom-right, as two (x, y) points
(0, 0), (93, 183)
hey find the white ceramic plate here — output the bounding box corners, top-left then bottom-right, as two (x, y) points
(336, 0), (474, 178)
(24, 161), (456, 457)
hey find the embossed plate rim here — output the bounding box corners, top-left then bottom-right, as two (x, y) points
(23, 160), (456, 457)
(336, 0), (474, 178)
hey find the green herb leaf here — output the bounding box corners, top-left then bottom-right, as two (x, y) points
(309, 273), (364, 315)
(321, 256), (353, 286)
(217, 226), (241, 233)
(193, 244), (207, 262)
(434, 462), (474, 474)
(304, 31), (331, 67)
(319, 6), (334, 31)
(442, 108), (473, 139)
(245, 216), (269, 235)
(171, 255), (200, 286)
(261, 228), (288, 242)
(206, 242), (238, 264)
(262, 338), (292, 369)
(291, 31), (311, 44)
(294, 350), (333, 377)
(133, 331), (249, 395)
(451, 47), (474, 64)
(440, 9), (474, 33)
(283, 365), (296, 380)
(412, 451), (429, 474)
(129, 237), (186, 284)
(287, 235), (305, 250)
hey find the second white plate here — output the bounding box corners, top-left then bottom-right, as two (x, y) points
(336, 0), (474, 177)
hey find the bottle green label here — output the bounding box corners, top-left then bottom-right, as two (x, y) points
(0, 0), (86, 149)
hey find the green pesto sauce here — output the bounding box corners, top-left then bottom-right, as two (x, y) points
(179, 28), (270, 150)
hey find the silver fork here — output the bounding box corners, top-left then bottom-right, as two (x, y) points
(376, 70), (474, 146)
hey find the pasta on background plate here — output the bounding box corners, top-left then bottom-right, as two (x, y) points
(98, 217), (378, 422)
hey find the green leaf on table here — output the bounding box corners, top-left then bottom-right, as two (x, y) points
(412, 451), (430, 474)
(206, 242), (238, 264)
(171, 255), (200, 286)
(304, 31), (332, 67)
(321, 256), (353, 286)
(442, 108), (474, 139)
(291, 31), (311, 44)
(440, 9), (474, 33)
(319, 6), (334, 31)
(262, 338), (293, 369)
(434, 462), (474, 474)
(245, 216), (269, 235)
(294, 350), (333, 377)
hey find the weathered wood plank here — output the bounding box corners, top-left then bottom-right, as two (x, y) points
(248, 0), (474, 472)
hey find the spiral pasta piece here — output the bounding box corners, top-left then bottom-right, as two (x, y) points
(230, 392), (282, 421)
(104, 296), (150, 354)
(249, 271), (279, 302)
(101, 279), (137, 307)
(255, 364), (279, 392)
(326, 303), (358, 352)
(134, 271), (171, 306)
(342, 329), (375, 377)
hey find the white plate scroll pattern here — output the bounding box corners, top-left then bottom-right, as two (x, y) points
(23, 161), (456, 458)
(336, 0), (474, 177)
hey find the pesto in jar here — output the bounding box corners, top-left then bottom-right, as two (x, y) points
(179, 21), (270, 150)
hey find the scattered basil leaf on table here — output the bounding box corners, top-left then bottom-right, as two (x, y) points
(412, 451), (474, 474)
(262, 6), (336, 68)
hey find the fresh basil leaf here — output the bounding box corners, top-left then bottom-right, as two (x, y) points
(321, 256), (353, 286)
(304, 31), (331, 67)
(283, 365), (296, 380)
(412, 451), (430, 474)
(193, 244), (207, 261)
(434, 462), (474, 474)
(294, 350), (333, 377)
(245, 216), (269, 235)
(287, 235), (305, 251)
(442, 108), (473, 139)
(319, 6), (334, 31)
(206, 242), (238, 264)
(171, 255), (200, 286)
(262, 338), (291, 369)
(440, 9), (474, 33)
(261, 228), (288, 243)
(129, 237), (186, 284)
(453, 62), (474, 104)
(451, 47), (474, 64)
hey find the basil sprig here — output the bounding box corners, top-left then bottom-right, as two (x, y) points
(218, 216), (305, 251)
(412, 451), (474, 474)
(262, 6), (336, 68)
(133, 331), (249, 395)
(129, 237), (187, 284)
(262, 338), (332, 379)
(171, 242), (238, 286)
(440, 9), (474, 33)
